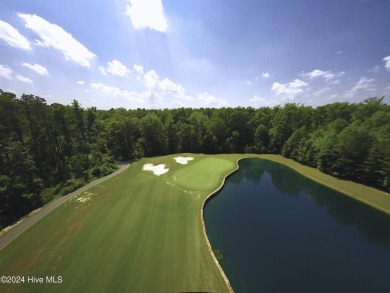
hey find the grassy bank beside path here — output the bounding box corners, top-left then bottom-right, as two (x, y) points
(251, 154), (390, 215)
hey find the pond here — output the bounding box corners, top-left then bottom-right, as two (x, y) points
(204, 159), (390, 293)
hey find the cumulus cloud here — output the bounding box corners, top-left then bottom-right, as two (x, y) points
(133, 64), (144, 76)
(262, 72), (270, 78)
(249, 95), (278, 107)
(77, 80), (85, 85)
(0, 64), (13, 79)
(271, 79), (308, 98)
(144, 69), (160, 88)
(126, 0), (168, 32)
(90, 83), (145, 102)
(383, 56), (390, 71)
(159, 78), (185, 95)
(249, 95), (265, 104)
(301, 69), (344, 84)
(21, 62), (48, 76)
(0, 20), (31, 50)
(197, 92), (228, 107)
(92, 62), (197, 108)
(99, 59), (131, 77)
(18, 14), (95, 67)
(15, 75), (33, 83)
(134, 64), (186, 97)
(345, 77), (376, 98)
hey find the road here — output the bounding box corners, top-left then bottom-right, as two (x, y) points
(0, 164), (130, 251)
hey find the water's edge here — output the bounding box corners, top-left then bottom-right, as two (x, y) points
(201, 158), (244, 293)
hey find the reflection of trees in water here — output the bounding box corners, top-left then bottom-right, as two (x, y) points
(307, 184), (390, 246)
(228, 159), (265, 184)
(238, 159), (390, 246)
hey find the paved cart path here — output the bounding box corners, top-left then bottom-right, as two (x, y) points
(0, 164), (130, 251)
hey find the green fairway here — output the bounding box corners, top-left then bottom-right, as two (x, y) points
(0, 153), (389, 293)
(174, 157), (236, 190)
(0, 154), (236, 293)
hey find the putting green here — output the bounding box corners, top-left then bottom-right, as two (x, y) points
(174, 157), (236, 190)
(0, 154), (236, 293)
(2, 153), (386, 293)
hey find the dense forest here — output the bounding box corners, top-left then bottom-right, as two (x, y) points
(0, 89), (389, 228)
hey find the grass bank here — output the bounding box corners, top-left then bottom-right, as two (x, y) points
(251, 154), (390, 215)
(0, 153), (389, 293)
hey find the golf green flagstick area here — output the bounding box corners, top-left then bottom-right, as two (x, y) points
(0, 154), (237, 293)
(1, 154), (389, 293)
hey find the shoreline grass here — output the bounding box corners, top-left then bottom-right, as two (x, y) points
(0, 153), (389, 293)
(248, 154), (390, 215)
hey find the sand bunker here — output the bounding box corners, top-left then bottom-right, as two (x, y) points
(143, 163), (169, 176)
(174, 156), (194, 165)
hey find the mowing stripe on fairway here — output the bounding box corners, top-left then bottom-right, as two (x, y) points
(0, 155), (232, 293)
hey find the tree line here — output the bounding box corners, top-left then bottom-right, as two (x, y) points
(0, 89), (389, 228)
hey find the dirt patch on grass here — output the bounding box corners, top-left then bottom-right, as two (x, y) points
(76, 192), (96, 203)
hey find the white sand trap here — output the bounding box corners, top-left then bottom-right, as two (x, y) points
(174, 156), (194, 165)
(143, 163), (169, 176)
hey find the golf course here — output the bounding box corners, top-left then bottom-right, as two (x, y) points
(0, 154), (389, 292)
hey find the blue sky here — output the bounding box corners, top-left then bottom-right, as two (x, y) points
(0, 0), (389, 109)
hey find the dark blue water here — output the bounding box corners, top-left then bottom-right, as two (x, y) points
(204, 159), (390, 293)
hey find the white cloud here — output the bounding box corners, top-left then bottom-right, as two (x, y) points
(0, 64), (33, 83)
(77, 80), (85, 85)
(303, 69), (334, 80)
(159, 78), (185, 95)
(249, 95), (278, 107)
(0, 64), (13, 79)
(245, 80), (252, 86)
(262, 72), (270, 78)
(21, 62), (48, 76)
(301, 69), (344, 83)
(249, 95), (266, 105)
(0, 20), (31, 50)
(15, 75), (33, 83)
(134, 65), (186, 97)
(383, 56), (390, 71)
(96, 62), (191, 108)
(90, 82), (146, 102)
(133, 64), (144, 76)
(271, 79), (308, 98)
(345, 77), (376, 98)
(314, 87), (331, 97)
(18, 14), (95, 67)
(197, 92), (228, 107)
(144, 69), (160, 88)
(99, 59), (131, 77)
(126, 0), (168, 32)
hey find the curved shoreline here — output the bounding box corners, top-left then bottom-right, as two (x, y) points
(201, 154), (390, 293)
(255, 154), (390, 216)
(201, 158), (243, 293)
